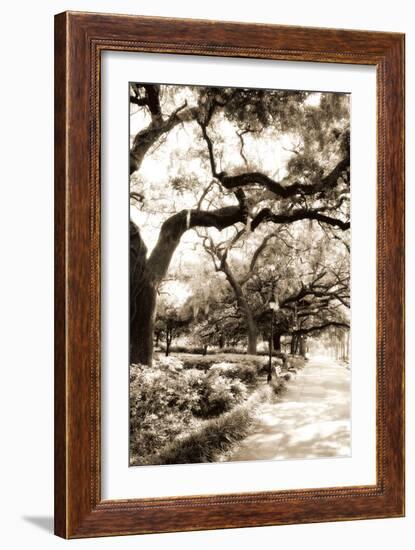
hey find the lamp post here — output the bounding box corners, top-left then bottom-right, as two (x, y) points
(268, 299), (279, 383)
(291, 303), (298, 355)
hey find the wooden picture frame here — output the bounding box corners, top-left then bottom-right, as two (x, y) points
(54, 11), (405, 538)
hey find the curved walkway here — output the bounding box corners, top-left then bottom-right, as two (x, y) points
(226, 356), (351, 462)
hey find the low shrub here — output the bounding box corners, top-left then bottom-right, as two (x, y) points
(257, 350), (288, 360)
(270, 376), (288, 396)
(180, 356), (213, 371)
(194, 369), (247, 417)
(129, 359), (203, 461)
(129, 351), (296, 465)
(167, 345), (209, 355)
(164, 345), (188, 353)
(258, 357), (285, 376)
(148, 404), (255, 465)
(180, 353), (269, 372)
(285, 355), (306, 371)
(129, 357), (250, 464)
(209, 361), (258, 385)
(146, 374), (289, 465)
(220, 347), (245, 355)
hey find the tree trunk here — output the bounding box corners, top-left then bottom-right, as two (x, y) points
(130, 221), (158, 366)
(154, 331), (160, 348)
(130, 278), (157, 366)
(273, 331), (282, 352)
(299, 334), (307, 357)
(346, 330), (350, 360)
(220, 257), (257, 355)
(247, 317), (258, 355)
(290, 335), (296, 355)
(129, 91), (245, 364)
(267, 338), (273, 383)
(165, 331), (172, 357)
(130, 207), (246, 365)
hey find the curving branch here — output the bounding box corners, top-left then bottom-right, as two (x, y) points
(198, 120), (219, 178)
(251, 206), (350, 231)
(197, 116), (349, 201)
(292, 321), (350, 336)
(130, 84), (198, 175)
(196, 112), (350, 233)
(146, 204), (246, 283)
(238, 232), (281, 286)
(218, 155), (350, 198)
(200, 232), (259, 353)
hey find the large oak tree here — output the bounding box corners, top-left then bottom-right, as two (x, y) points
(129, 83), (350, 365)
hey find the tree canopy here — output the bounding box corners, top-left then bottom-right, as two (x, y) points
(129, 83), (350, 365)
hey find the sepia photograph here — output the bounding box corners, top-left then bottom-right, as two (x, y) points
(128, 82), (351, 467)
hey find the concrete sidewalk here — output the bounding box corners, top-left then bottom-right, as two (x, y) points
(226, 357), (351, 462)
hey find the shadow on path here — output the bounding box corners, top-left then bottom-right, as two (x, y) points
(226, 357), (351, 462)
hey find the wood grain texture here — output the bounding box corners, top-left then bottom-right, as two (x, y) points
(54, 11), (405, 539)
(54, 11), (68, 539)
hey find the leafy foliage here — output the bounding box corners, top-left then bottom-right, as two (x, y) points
(149, 404), (255, 465)
(130, 356), (253, 463)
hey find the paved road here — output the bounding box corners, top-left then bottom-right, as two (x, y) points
(226, 356), (351, 462)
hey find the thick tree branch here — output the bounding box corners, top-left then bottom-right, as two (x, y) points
(130, 84), (162, 121)
(280, 278), (349, 310)
(130, 91), (198, 175)
(196, 105), (350, 205)
(238, 233), (280, 286)
(251, 206), (350, 231)
(146, 205), (245, 283)
(219, 155), (350, 198)
(201, 235), (258, 353)
(198, 121), (219, 178)
(292, 321), (350, 335)
(130, 96), (148, 107)
(197, 121), (350, 231)
(142, 84), (162, 120)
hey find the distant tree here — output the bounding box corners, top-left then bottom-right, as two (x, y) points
(192, 301), (246, 351)
(155, 302), (191, 357)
